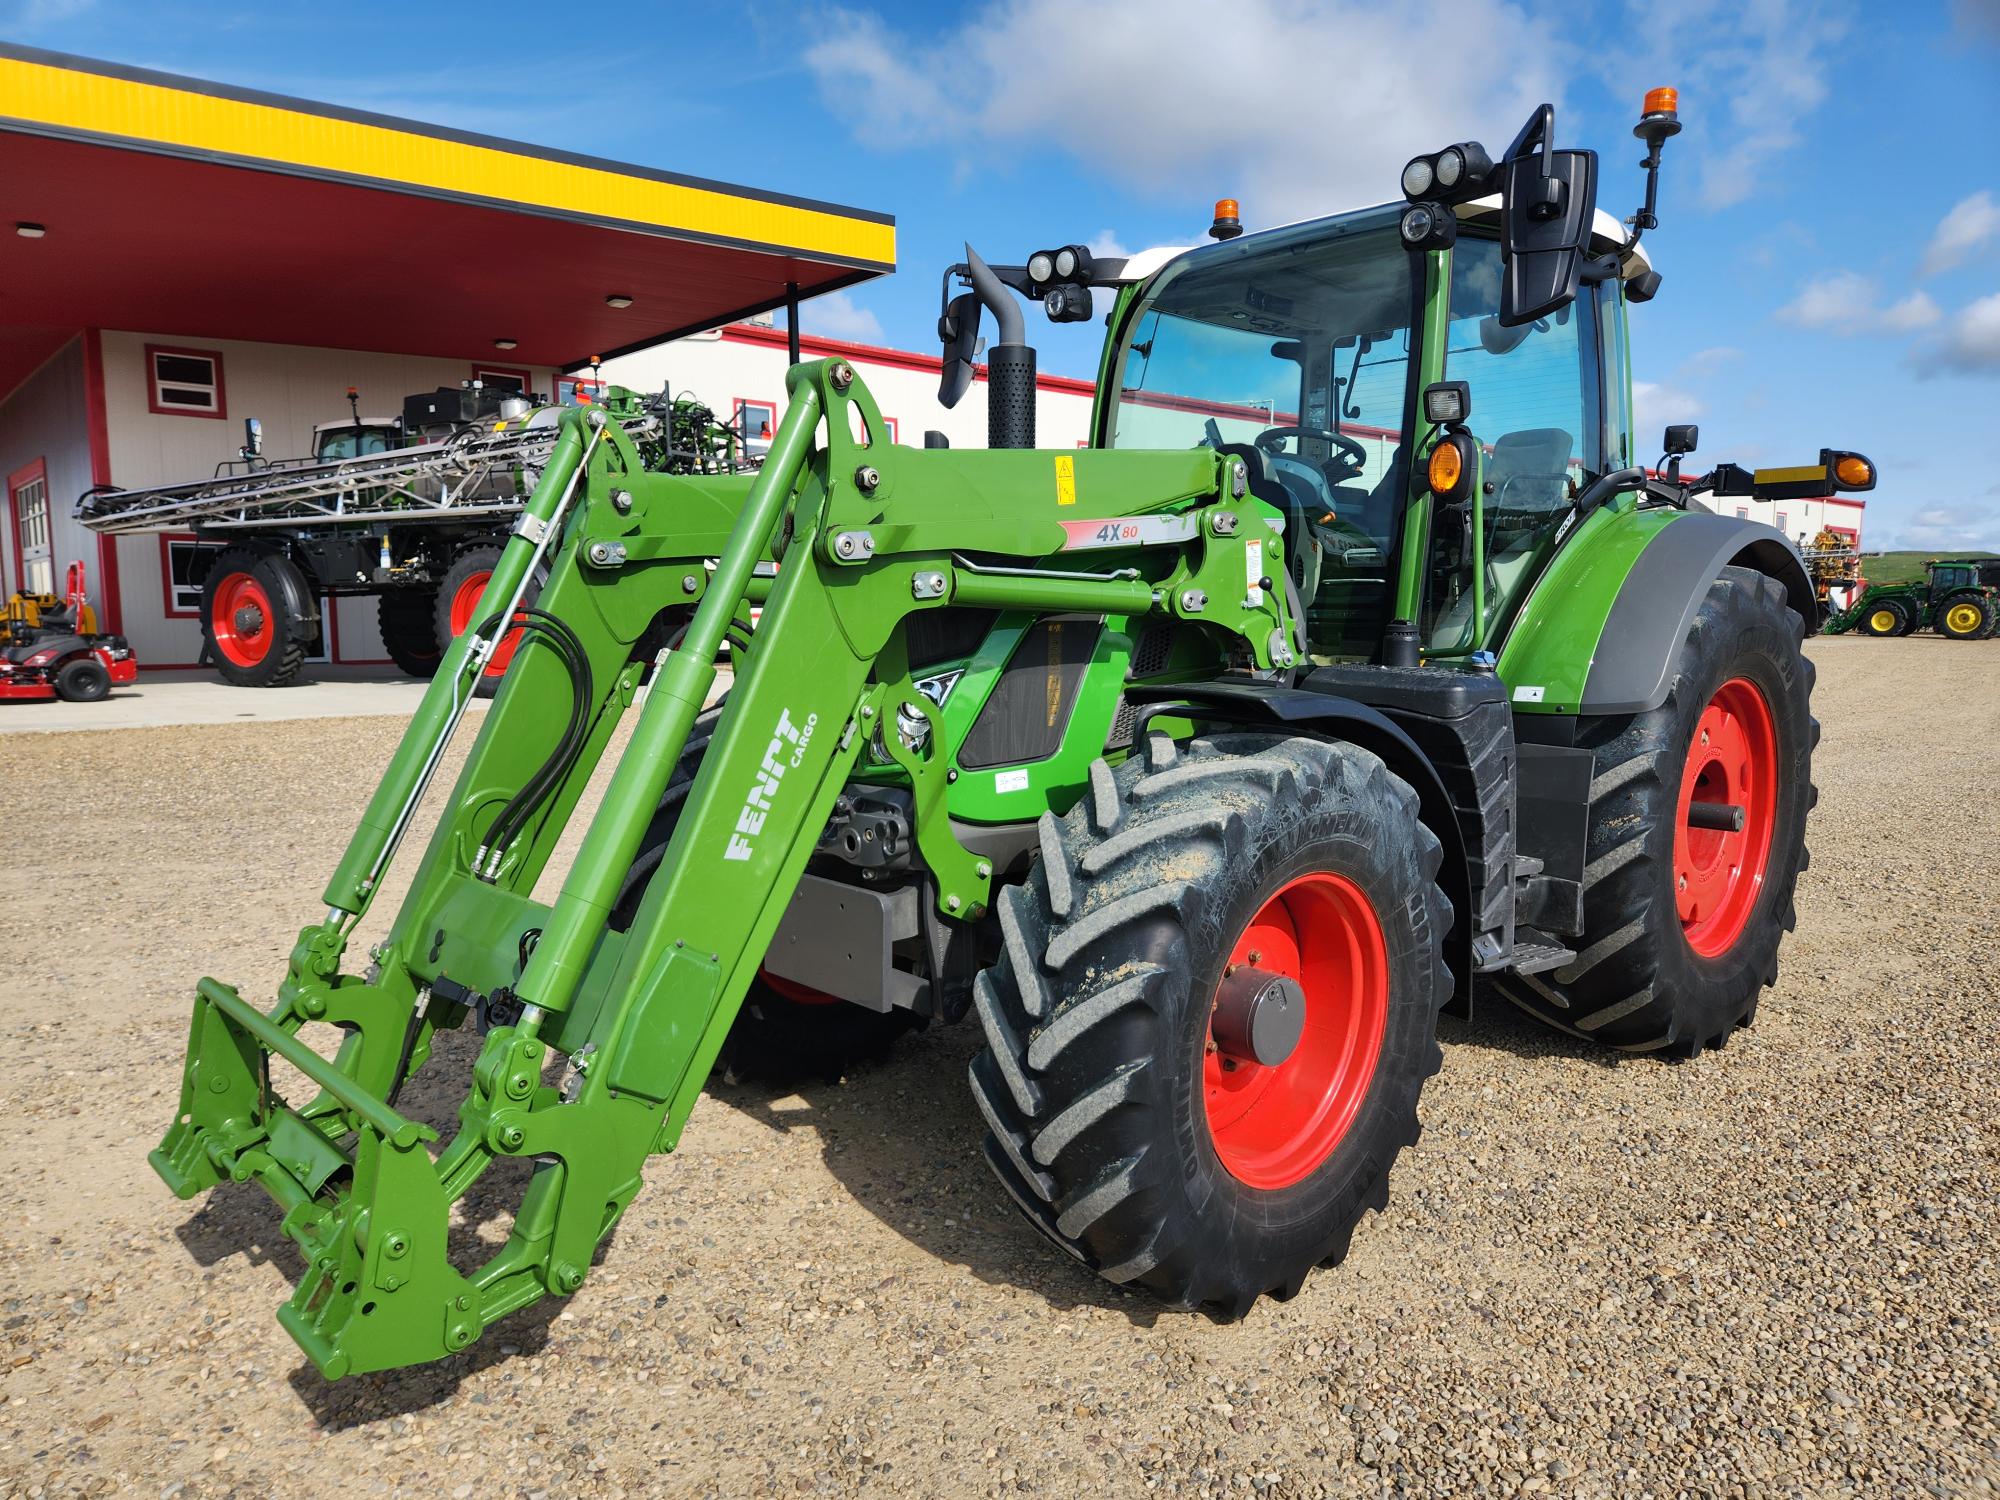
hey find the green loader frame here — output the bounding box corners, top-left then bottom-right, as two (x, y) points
(154, 91), (1854, 1377)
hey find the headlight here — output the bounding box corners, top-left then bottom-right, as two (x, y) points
(1435, 147), (1464, 188)
(1053, 246), (1078, 278)
(1027, 251), (1055, 283)
(1400, 156), (1434, 198)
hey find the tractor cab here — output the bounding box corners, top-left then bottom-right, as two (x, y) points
(313, 418), (400, 462)
(1091, 201), (1653, 662)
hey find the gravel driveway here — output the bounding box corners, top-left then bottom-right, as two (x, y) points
(0, 633), (1993, 1498)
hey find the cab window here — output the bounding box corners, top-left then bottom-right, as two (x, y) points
(1422, 235), (1603, 653)
(1105, 215), (1419, 659)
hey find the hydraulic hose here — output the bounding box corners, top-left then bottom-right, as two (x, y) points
(473, 607), (594, 881)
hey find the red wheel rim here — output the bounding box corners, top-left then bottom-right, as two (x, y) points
(1202, 872), (1389, 1190)
(447, 569), (521, 676)
(210, 572), (274, 668)
(1674, 677), (1778, 958)
(759, 969), (841, 1006)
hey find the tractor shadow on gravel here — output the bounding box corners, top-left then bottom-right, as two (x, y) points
(1443, 980), (1631, 1067)
(713, 1018), (1170, 1328)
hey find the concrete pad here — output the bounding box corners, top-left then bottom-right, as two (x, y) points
(0, 665), (476, 735)
(0, 661), (737, 734)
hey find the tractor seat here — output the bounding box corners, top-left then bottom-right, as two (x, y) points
(1484, 428), (1576, 511)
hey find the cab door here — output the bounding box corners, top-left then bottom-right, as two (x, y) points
(1418, 235), (1611, 657)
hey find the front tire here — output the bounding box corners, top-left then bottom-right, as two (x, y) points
(1856, 599), (1906, 637)
(970, 731), (1451, 1317)
(1496, 566), (1816, 1055)
(54, 656), (110, 702)
(200, 547), (314, 688)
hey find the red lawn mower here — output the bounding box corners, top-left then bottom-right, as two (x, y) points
(0, 561), (138, 703)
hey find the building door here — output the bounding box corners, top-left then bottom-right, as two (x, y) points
(9, 460), (53, 595)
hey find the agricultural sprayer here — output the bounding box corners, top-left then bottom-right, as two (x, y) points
(154, 89), (1861, 1378)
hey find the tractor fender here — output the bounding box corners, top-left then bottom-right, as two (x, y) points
(265, 546), (324, 633)
(1578, 513), (1812, 715)
(1501, 508), (1814, 718)
(1127, 679), (1473, 1010)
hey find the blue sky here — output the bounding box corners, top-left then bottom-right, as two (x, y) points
(7, 0), (1999, 547)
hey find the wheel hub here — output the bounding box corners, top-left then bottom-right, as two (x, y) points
(1211, 967), (1306, 1067)
(232, 602), (265, 634)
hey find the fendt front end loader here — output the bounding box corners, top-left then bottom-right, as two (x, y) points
(155, 89), (1854, 1378)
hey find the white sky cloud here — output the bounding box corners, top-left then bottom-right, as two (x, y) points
(1880, 291), (1943, 332)
(1925, 291), (2000, 377)
(804, 0), (1566, 226)
(1088, 231), (1131, 259)
(1679, 346), (1744, 379)
(1920, 190), (2000, 276)
(801, 289), (886, 344)
(1633, 381), (1704, 439)
(1777, 273), (1940, 335)
(1871, 499), (2000, 549)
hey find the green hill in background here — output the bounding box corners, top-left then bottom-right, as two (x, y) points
(1859, 550), (2000, 586)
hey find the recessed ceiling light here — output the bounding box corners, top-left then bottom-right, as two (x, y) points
(604, 294), (634, 309)
(16, 223), (45, 239)
(492, 338), (518, 350)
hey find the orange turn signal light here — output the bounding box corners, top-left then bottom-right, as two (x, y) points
(1428, 441), (1464, 494)
(1834, 454), (1872, 488)
(1642, 86), (1678, 117)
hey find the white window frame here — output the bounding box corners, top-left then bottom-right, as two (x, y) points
(146, 344), (226, 418)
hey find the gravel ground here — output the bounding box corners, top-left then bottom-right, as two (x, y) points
(0, 633), (1994, 1499)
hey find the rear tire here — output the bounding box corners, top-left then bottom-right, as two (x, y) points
(1496, 567), (1816, 1055)
(1937, 593), (1993, 641)
(970, 730), (1451, 1317)
(377, 589), (442, 678)
(609, 704), (922, 1083)
(200, 547), (313, 688)
(1856, 599), (1906, 637)
(435, 544), (539, 700)
(54, 656), (110, 702)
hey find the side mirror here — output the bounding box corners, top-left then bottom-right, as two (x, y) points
(242, 417), (263, 458)
(937, 291), (980, 409)
(1497, 106), (1599, 327)
(1664, 423), (1698, 456)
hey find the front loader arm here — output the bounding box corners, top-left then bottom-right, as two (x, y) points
(151, 358), (1296, 1379)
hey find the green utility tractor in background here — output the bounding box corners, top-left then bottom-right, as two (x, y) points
(154, 88), (1864, 1379)
(1823, 558), (2000, 639)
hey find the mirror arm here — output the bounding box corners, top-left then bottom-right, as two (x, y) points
(1502, 103), (1555, 166)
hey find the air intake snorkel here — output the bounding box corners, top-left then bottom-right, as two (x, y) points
(966, 246), (1035, 448)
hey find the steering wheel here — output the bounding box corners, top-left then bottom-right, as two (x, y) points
(1255, 425), (1369, 482)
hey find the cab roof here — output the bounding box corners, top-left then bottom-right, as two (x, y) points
(1113, 200), (1652, 287)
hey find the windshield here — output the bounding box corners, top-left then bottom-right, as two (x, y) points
(317, 426), (396, 462)
(1104, 213), (1418, 659)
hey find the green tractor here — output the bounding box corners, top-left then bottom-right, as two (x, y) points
(154, 90), (1851, 1378)
(1825, 558), (2000, 639)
